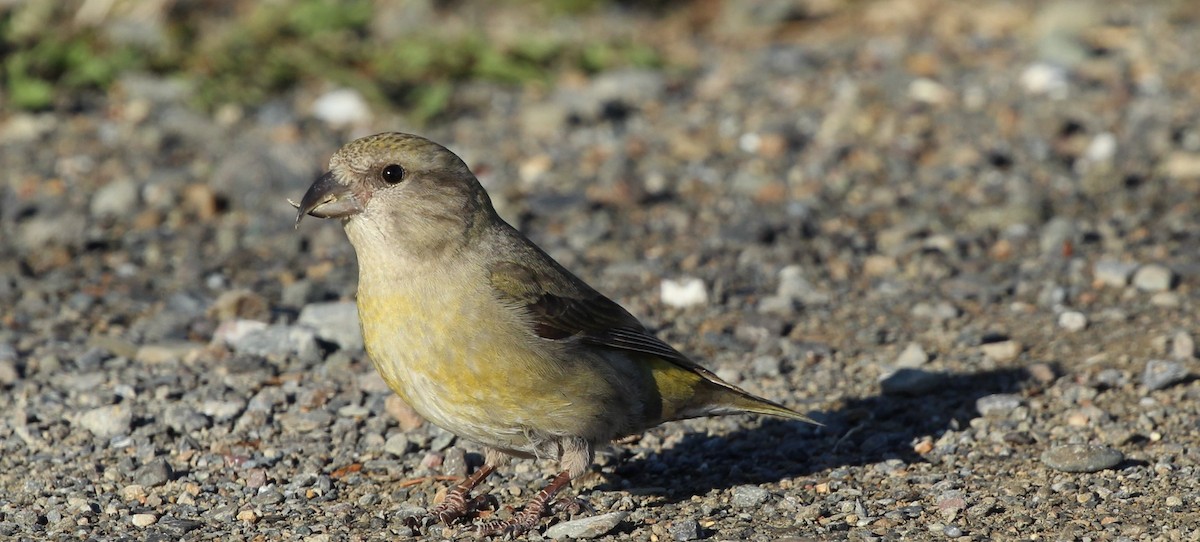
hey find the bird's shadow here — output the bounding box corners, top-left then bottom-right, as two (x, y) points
(604, 366), (1042, 504)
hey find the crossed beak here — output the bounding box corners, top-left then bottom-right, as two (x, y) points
(293, 171), (363, 226)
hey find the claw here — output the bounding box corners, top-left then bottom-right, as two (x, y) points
(425, 464), (498, 525)
(476, 470), (573, 537)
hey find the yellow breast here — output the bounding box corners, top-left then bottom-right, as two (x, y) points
(355, 269), (581, 451)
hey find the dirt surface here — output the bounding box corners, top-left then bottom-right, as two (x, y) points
(2, 1), (1199, 540)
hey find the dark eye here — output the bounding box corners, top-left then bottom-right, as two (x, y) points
(380, 164), (405, 184)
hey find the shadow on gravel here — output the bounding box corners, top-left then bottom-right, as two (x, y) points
(611, 366), (1044, 503)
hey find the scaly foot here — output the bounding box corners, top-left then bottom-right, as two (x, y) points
(477, 470), (572, 537)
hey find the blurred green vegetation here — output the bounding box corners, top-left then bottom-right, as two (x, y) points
(0, 0), (664, 120)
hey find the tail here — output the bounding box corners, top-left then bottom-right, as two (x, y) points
(681, 371), (823, 425)
(642, 353), (822, 425)
(722, 387), (823, 425)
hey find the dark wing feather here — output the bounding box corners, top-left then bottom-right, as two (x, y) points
(488, 260), (700, 369)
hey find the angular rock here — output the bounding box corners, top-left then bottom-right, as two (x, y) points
(298, 301), (363, 352)
(881, 368), (944, 396)
(731, 485), (771, 508)
(1141, 359), (1188, 391)
(77, 404), (132, 439)
(543, 511), (628, 539)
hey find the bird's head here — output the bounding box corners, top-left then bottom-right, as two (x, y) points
(295, 132), (494, 256)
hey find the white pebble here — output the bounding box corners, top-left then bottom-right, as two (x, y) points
(896, 342), (929, 368)
(90, 179), (140, 218)
(131, 514), (157, 527)
(661, 277), (708, 308)
(77, 404), (132, 439)
(1132, 264), (1174, 292)
(1058, 311), (1088, 332)
(908, 78), (951, 104)
(738, 132), (761, 154)
(311, 88), (371, 127)
(1083, 132), (1117, 163)
(1020, 63), (1069, 98)
(981, 340), (1022, 362)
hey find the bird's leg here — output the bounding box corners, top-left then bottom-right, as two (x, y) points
(427, 463), (497, 524)
(478, 470), (573, 536)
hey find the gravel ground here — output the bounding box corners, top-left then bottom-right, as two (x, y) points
(3, 1), (1200, 541)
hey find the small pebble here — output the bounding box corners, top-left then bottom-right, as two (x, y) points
(91, 179), (140, 218)
(1041, 444), (1123, 473)
(1172, 331), (1196, 360)
(228, 324), (321, 362)
(134, 458), (172, 487)
(442, 447), (468, 477)
(419, 453), (443, 469)
(0, 358), (17, 385)
(751, 356), (782, 377)
(1026, 362), (1058, 384)
(429, 430), (455, 452)
(298, 301), (364, 352)
(384, 434), (410, 457)
(1020, 62), (1069, 96)
(1131, 264), (1174, 292)
(1083, 132), (1117, 163)
(1092, 259), (1138, 287)
(1057, 311), (1087, 332)
(201, 399), (246, 422)
(1095, 369), (1127, 388)
(157, 517), (203, 536)
(207, 289), (270, 322)
(911, 301), (960, 321)
(896, 343), (929, 368)
(77, 404), (132, 439)
(337, 404), (370, 418)
(386, 395), (425, 431)
(980, 340), (1022, 362)
(119, 484), (147, 502)
(1141, 359), (1188, 391)
(775, 265), (830, 306)
(660, 278), (708, 308)
(909, 78), (951, 105)
(311, 88), (372, 127)
(1150, 292), (1180, 307)
(134, 342), (201, 364)
(880, 368), (944, 396)
(542, 511), (628, 539)
(131, 513), (157, 527)
(254, 488), (284, 505)
(12, 509), (39, 527)
(731, 485), (771, 508)
(975, 393), (1022, 417)
(669, 518), (701, 541)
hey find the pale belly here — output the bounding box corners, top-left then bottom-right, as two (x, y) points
(355, 282), (628, 454)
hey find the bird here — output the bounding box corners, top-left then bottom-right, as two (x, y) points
(293, 132), (818, 536)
